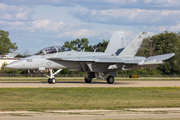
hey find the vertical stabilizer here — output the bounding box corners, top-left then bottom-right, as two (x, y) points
(118, 32), (149, 57)
(105, 31), (126, 55)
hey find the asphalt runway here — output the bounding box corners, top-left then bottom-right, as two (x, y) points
(0, 81), (180, 87)
(1, 113), (180, 120)
(1, 109), (180, 120)
(1, 81), (180, 119)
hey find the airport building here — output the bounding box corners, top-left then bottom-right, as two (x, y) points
(0, 53), (20, 70)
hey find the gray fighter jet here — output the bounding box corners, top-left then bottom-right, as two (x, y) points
(6, 31), (175, 84)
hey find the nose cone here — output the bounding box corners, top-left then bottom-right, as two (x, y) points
(6, 61), (22, 69)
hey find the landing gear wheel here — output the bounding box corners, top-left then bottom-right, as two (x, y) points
(45, 69), (62, 84)
(107, 76), (114, 84)
(48, 78), (52, 83)
(48, 78), (56, 84)
(52, 78), (56, 84)
(85, 78), (92, 83)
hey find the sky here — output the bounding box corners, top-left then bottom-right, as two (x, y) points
(1, 0), (180, 55)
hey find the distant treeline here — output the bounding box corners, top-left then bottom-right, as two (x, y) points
(122, 31), (180, 75)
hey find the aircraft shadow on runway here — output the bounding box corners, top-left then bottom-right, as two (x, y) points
(55, 81), (136, 85)
(1, 81), (136, 85)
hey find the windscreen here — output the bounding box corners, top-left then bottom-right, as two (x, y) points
(34, 46), (72, 55)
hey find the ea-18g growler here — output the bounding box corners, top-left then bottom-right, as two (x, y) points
(6, 31), (175, 84)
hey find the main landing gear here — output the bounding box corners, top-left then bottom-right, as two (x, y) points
(84, 77), (92, 83)
(44, 69), (62, 84)
(84, 72), (115, 84)
(107, 76), (114, 84)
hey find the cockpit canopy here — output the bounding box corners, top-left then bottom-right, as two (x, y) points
(34, 46), (73, 55)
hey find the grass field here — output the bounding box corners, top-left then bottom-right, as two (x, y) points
(0, 77), (180, 82)
(0, 87), (180, 111)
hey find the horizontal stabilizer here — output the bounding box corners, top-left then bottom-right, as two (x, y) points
(145, 53), (175, 61)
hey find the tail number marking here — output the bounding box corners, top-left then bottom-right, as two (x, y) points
(27, 59), (33, 62)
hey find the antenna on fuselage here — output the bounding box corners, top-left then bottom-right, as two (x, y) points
(83, 48), (85, 52)
(94, 49), (96, 52)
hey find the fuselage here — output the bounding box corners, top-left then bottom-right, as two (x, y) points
(6, 50), (148, 72)
(6, 51), (110, 70)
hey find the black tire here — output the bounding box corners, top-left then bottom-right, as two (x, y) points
(107, 76), (114, 84)
(85, 77), (92, 83)
(52, 78), (56, 84)
(48, 78), (52, 84)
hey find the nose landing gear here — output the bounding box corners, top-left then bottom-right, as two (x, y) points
(45, 69), (62, 84)
(48, 78), (56, 84)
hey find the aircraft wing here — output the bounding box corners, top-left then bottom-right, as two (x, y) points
(48, 53), (175, 65)
(47, 57), (97, 62)
(48, 57), (144, 64)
